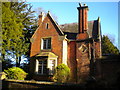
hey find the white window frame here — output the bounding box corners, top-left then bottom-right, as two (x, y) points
(41, 38), (51, 50)
(35, 59), (47, 75)
(78, 44), (87, 53)
(35, 58), (57, 75)
(47, 58), (57, 75)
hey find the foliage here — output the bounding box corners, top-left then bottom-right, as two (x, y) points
(102, 35), (119, 55)
(4, 67), (27, 80)
(2, 2), (36, 67)
(53, 64), (70, 83)
(2, 59), (14, 71)
(2, 2), (24, 54)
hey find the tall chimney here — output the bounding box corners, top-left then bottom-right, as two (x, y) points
(77, 3), (89, 33)
(38, 12), (44, 26)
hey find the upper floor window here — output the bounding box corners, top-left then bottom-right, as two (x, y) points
(42, 38), (51, 49)
(46, 23), (49, 29)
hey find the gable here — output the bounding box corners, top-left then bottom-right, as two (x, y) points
(30, 12), (66, 57)
(31, 12), (64, 41)
(47, 13), (64, 36)
(88, 20), (98, 39)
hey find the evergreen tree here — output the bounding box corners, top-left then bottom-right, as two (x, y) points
(2, 1), (36, 67)
(2, 2), (24, 58)
(10, 2), (37, 66)
(10, 2), (36, 56)
(102, 35), (119, 55)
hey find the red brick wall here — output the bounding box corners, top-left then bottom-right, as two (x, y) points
(67, 41), (77, 82)
(30, 15), (63, 65)
(95, 41), (101, 58)
(77, 32), (89, 40)
(95, 56), (120, 84)
(78, 6), (88, 33)
(76, 42), (90, 83)
(78, 9), (83, 33)
(30, 28), (39, 57)
(83, 8), (88, 31)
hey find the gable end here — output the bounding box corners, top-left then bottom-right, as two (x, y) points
(47, 12), (64, 36)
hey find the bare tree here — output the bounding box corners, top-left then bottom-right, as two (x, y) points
(34, 7), (58, 23)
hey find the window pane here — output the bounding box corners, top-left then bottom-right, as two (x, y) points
(38, 60), (47, 75)
(49, 60), (55, 75)
(42, 38), (51, 49)
(52, 60), (55, 72)
(38, 66), (42, 74)
(43, 66), (47, 74)
(43, 39), (47, 49)
(48, 38), (51, 49)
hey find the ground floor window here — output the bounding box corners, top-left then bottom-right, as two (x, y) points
(38, 59), (47, 75)
(36, 59), (57, 75)
(49, 59), (56, 75)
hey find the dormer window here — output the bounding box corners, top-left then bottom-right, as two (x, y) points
(46, 23), (49, 29)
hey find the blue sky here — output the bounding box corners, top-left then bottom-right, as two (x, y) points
(28, 2), (119, 49)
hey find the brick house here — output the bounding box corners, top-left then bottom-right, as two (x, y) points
(30, 3), (102, 82)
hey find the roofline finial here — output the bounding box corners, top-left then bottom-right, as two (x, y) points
(41, 12), (44, 15)
(48, 10), (50, 14)
(98, 17), (100, 22)
(84, 4), (87, 6)
(79, 2), (82, 7)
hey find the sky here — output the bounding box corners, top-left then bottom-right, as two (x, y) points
(27, 2), (119, 50)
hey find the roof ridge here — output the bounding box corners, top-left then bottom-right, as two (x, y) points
(47, 12), (64, 36)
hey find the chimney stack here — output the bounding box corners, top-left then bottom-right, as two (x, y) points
(38, 12), (45, 26)
(77, 3), (89, 33)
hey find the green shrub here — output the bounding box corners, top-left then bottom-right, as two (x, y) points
(53, 64), (70, 83)
(4, 67), (27, 80)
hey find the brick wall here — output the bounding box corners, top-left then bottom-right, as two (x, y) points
(76, 42), (90, 83)
(30, 14), (64, 65)
(99, 55), (120, 83)
(67, 41), (77, 82)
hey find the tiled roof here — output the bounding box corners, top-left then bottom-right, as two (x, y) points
(87, 20), (98, 39)
(60, 23), (78, 33)
(60, 20), (100, 40)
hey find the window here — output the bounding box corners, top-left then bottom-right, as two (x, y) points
(38, 59), (47, 75)
(49, 60), (55, 75)
(42, 38), (51, 49)
(78, 44), (87, 53)
(36, 59), (56, 75)
(46, 23), (49, 29)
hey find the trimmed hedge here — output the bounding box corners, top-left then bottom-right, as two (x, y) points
(4, 67), (27, 80)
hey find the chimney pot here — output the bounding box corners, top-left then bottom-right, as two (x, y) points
(77, 3), (88, 34)
(84, 4), (86, 6)
(38, 12), (45, 26)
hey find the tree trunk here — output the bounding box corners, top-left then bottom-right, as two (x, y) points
(18, 56), (21, 67)
(16, 56), (21, 67)
(2, 53), (5, 60)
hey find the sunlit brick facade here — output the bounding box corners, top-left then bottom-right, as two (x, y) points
(30, 3), (102, 82)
